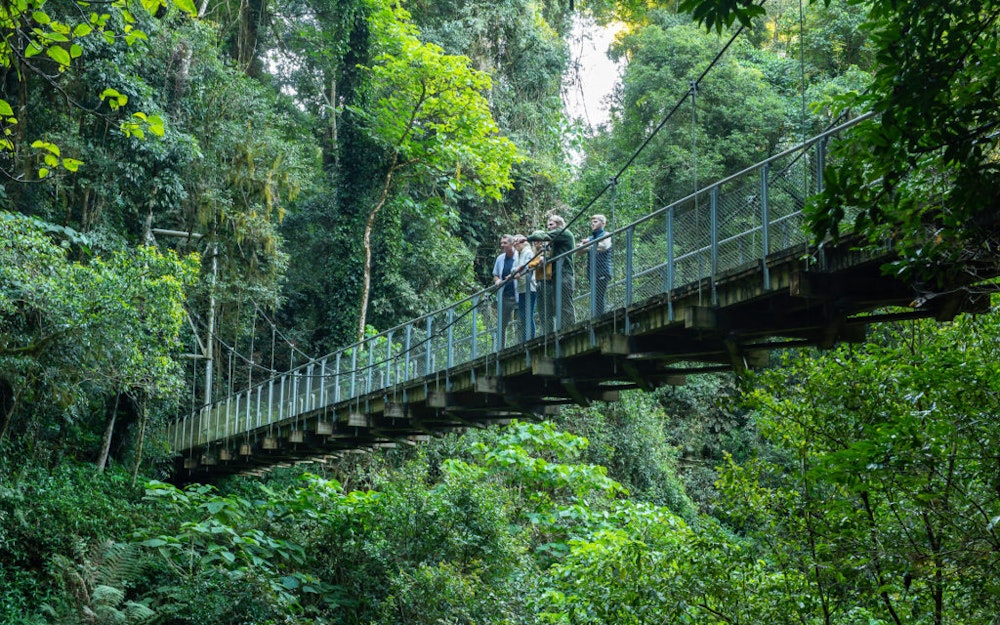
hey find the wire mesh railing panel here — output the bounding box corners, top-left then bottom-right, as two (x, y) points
(768, 170), (810, 250)
(427, 310), (453, 377)
(447, 299), (479, 363)
(716, 177), (764, 275)
(405, 322), (430, 380)
(604, 232), (626, 312)
(625, 210), (669, 304)
(472, 297), (495, 358)
(572, 263), (593, 322)
(764, 148), (817, 251)
(671, 198), (712, 292)
(363, 332), (396, 393)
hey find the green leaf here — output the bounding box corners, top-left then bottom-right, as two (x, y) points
(280, 575), (301, 590)
(100, 89), (128, 110)
(173, 0), (198, 16)
(43, 31), (70, 42)
(32, 10), (50, 24)
(24, 42), (43, 58)
(147, 114), (165, 137)
(31, 140), (60, 156)
(73, 23), (93, 37)
(125, 30), (148, 46)
(38, 167), (50, 179)
(46, 45), (71, 67)
(62, 158), (83, 172)
(0, 100), (13, 117)
(140, 0), (163, 15)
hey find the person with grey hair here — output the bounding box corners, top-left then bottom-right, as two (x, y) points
(492, 234), (519, 348)
(512, 234), (536, 340)
(536, 214), (576, 333)
(578, 213), (612, 314)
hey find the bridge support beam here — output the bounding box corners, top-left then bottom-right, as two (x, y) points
(685, 306), (718, 330)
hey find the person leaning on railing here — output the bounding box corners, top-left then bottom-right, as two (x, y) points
(493, 233), (519, 347)
(513, 234), (536, 341)
(524, 230), (551, 333)
(577, 214), (612, 315)
(530, 214), (577, 334)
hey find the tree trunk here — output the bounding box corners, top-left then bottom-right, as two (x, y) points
(96, 393), (121, 473)
(357, 165), (396, 342)
(329, 76), (339, 170)
(0, 382), (17, 443)
(237, 0), (266, 77)
(131, 398), (146, 487)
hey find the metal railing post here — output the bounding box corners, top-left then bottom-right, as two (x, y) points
(817, 137), (827, 193)
(666, 208), (675, 322)
(255, 386), (262, 429)
(319, 358), (327, 406)
(350, 347), (358, 400)
(225, 396), (232, 445)
(424, 317), (433, 375)
(385, 330), (394, 388)
(625, 227), (635, 308)
(267, 379), (274, 426)
(589, 242), (597, 318)
(366, 342), (374, 394)
(470, 297), (479, 360)
(554, 259), (563, 332)
(404, 326), (412, 382)
(333, 353), (342, 402)
(447, 308), (455, 367)
(494, 295), (502, 351)
(279, 375), (286, 421)
(761, 163), (771, 291)
(244, 390), (250, 438)
(305, 362), (314, 411)
(292, 368), (300, 414)
(710, 186), (719, 306)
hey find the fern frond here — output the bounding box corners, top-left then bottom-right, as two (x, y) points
(91, 584), (126, 607)
(94, 540), (145, 587)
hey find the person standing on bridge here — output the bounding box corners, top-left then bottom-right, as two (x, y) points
(493, 234), (519, 348)
(536, 214), (576, 333)
(577, 214), (612, 315)
(513, 234), (536, 341)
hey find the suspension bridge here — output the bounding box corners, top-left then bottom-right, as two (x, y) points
(168, 114), (992, 478)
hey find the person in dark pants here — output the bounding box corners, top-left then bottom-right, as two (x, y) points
(492, 234), (518, 348)
(578, 214), (612, 315)
(539, 214), (576, 333)
(512, 234), (536, 341)
(525, 230), (553, 334)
